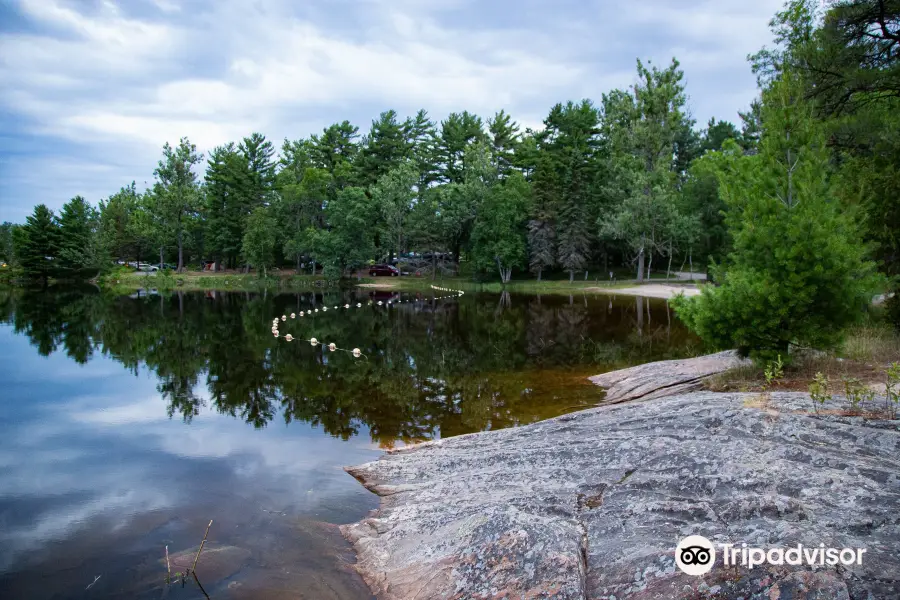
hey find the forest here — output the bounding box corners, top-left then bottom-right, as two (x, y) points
(1, 0), (898, 360)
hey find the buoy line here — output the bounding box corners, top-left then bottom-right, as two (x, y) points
(270, 285), (465, 359)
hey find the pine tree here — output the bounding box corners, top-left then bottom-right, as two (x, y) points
(204, 143), (252, 269)
(153, 137), (203, 272)
(58, 195), (100, 276)
(436, 111), (487, 184)
(17, 204), (61, 284)
(600, 59), (693, 281)
(487, 110), (521, 178)
(309, 121), (360, 193)
(534, 100), (601, 282)
(357, 110), (408, 187)
(674, 71), (879, 361)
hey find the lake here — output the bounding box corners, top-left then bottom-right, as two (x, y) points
(0, 285), (700, 599)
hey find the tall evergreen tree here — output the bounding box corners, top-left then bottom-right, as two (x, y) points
(487, 110), (521, 178)
(600, 59), (693, 281)
(58, 195), (100, 276)
(357, 110), (409, 187)
(436, 111), (487, 184)
(16, 204), (60, 284)
(309, 121), (360, 194)
(153, 137), (203, 272)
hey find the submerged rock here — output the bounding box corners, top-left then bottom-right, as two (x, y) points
(161, 542), (250, 583)
(342, 392), (900, 599)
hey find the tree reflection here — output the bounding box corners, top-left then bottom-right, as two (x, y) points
(1, 287), (701, 445)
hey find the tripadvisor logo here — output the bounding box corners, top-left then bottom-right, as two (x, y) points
(674, 535), (867, 575)
(675, 535), (716, 575)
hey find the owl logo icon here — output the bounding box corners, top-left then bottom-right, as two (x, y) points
(675, 535), (716, 575)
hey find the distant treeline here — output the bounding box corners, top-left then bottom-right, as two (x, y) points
(2, 55), (753, 285)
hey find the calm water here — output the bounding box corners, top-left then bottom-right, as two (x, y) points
(0, 286), (700, 599)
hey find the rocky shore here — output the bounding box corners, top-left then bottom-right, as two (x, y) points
(341, 356), (900, 599)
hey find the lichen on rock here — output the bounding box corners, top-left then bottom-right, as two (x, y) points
(342, 391), (900, 599)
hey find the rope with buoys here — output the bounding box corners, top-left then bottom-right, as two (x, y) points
(270, 285), (465, 359)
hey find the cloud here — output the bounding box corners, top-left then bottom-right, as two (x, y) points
(0, 0), (783, 222)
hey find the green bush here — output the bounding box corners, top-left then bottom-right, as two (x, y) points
(673, 73), (879, 363)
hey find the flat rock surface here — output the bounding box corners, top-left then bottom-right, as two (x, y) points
(589, 350), (751, 404)
(341, 392), (900, 599)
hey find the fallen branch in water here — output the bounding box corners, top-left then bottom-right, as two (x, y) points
(85, 574), (101, 590)
(190, 520), (213, 576)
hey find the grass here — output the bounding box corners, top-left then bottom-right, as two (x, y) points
(97, 268), (702, 296)
(97, 269), (349, 292)
(839, 320), (900, 363)
(704, 314), (900, 395)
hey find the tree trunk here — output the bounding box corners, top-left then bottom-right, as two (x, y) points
(666, 251), (673, 282)
(177, 229), (184, 273)
(636, 247), (645, 283)
(432, 252), (437, 281)
(569, 270), (574, 283)
(160, 247), (164, 271)
(583, 270), (588, 281)
(646, 253), (653, 281)
(536, 268), (542, 282)
(496, 257), (504, 283)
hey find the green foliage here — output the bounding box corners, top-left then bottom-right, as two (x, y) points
(886, 362), (900, 418)
(600, 59), (695, 281)
(674, 72), (880, 362)
(841, 375), (875, 414)
(152, 137), (203, 271)
(58, 195), (102, 277)
(241, 207), (277, 277)
(471, 172), (531, 282)
(763, 354), (785, 388)
(313, 187), (376, 276)
(0, 221), (18, 266)
(370, 161), (418, 259)
(808, 371), (831, 413)
(15, 204), (61, 283)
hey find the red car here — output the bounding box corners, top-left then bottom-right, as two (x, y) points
(369, 264), (400, 277)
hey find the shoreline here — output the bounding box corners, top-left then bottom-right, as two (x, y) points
(69, 269), (706, 297)
(339, 353), (900, 599)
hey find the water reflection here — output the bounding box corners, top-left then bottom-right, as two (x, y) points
(0, 286), (700, 447)
(0, 285), (700, 599)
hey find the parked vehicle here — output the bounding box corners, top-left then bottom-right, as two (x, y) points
(369, 264), (400, 277)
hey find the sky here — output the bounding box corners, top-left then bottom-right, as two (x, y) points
(0, 0), (784, 223)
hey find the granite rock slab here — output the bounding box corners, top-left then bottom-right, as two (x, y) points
(342, 392), (900, 599)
